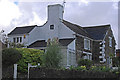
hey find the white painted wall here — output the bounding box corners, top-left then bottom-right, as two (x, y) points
(28, 26), (45, 45)
(59, 23), (75, 39)
(8, 34), (29, 46)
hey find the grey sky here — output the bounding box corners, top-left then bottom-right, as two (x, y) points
(0, 0), (118, 48)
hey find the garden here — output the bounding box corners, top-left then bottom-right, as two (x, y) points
(2, 39), (120, 78)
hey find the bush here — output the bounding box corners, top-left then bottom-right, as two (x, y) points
(41, 39), (62, 68)
(16, 48), (44, 73)
(78, 59), (92, 69)
(112, 57), (120, 67)
(2, 48), (22, 67)
(75, 66), (87, 71)
(90, 66), (111, 72)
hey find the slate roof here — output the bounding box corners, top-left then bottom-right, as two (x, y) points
(62, 20), (90, 38)
(8, 25), (37, 35)
(83, 25), (110, 40)
(28, 38), (75, 48)
(59, 38), (75, 46)
(28, 40), (47, 48)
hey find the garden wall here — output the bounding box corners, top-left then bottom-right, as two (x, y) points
(29, 67), (119, 79)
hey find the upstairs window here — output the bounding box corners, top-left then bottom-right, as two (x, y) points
(84, 38), (90, 50)
(17, 37), (19, 43)
(50, 25), (54, 30)
(13, 38), (16, 43)
(20, 37), (22, 42)
(109, 37), (112, 47)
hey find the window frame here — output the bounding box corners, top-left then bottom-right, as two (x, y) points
(84, 38), (90, 50)
(13, 38), (16, 43)
(50, 25), (54, 30)
(109, 36), (112, 47)
(20, 37), (22, 43)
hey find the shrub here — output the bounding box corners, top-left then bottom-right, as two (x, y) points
(75, 66), (87, 71)
(78, 59), (92, 69)
(2, 48), (22, 67)
(41, 38), (62, 68)
(90, 66), (111, 72)
(16, 48), (44, 73)
(112, 57), (120, 67)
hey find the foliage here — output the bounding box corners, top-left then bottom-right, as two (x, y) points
(90, 66), (111, 72)
(75, 66), (87, 71)
(78, 59), (93, 68)
(2, 48), (22, 66)
(112, 57), (120, 67)
(16, 48), (44, 73)
(41, 38), (62, 68)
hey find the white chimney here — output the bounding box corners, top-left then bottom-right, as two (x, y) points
(48, 4), (63, 21)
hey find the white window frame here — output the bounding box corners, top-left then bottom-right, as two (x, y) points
(109, 37), (112, 47)
(84, 38), (90, 50)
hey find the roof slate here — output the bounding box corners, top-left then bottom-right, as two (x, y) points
(28, 40), (47, 48)
(8, 25), (37, 35)
(59, 38), (75, 46)
(28, 38), (75, 48)
(62, 20), (90, 38)
(83, 25), (110, 40)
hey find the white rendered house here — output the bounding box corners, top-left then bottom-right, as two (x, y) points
(8, 4), (116, 67)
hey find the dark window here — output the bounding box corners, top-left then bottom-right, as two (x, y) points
(13, 38), (16, 43)
(17, 37), (19, 43)
(100, 58), (103, 61)
(20, 37), (22, 42)
(50, 25), (54, 30)
(99, 54), (102, 56)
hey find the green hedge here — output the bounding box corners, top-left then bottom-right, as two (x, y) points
(2, 48), (22, 67)
(16, 48), (44, 73)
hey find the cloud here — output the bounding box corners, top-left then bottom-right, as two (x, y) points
(0, 1), (118, 48)
(0, 0), (21, 26)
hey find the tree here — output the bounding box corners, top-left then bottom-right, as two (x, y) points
(42, 38), (62, 68)
(2, 48), (22, 67)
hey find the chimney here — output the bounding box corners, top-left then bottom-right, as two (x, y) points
(48, 4), (63, 21)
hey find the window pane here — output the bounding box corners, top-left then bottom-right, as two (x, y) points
(109, 37), (112, 47)
(13, 38), (16, 43)
(84, 39), (90, 50)
(17, 37), (19, 43)
(50, 25), (54, 30)
(20, 37), (22, 42)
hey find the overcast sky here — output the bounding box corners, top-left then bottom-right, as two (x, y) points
(0, 0), (118, 48)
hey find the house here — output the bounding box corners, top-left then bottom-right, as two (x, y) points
(8, 4), (116, 67)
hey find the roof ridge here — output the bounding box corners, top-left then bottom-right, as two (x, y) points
(16, 25), (37, 28)
(82, 24), (110, 28)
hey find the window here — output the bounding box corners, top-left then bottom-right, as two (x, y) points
(13, 37), (22, 43)
(84, 38), (90, 50)
(50, 25), (54, 30)
(109, 37), (112, 47)
(17, 37), (19, 43)
(13, 38), (16, 43)
(20, 37), (22, 42)
(100, 58), (103, 61)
